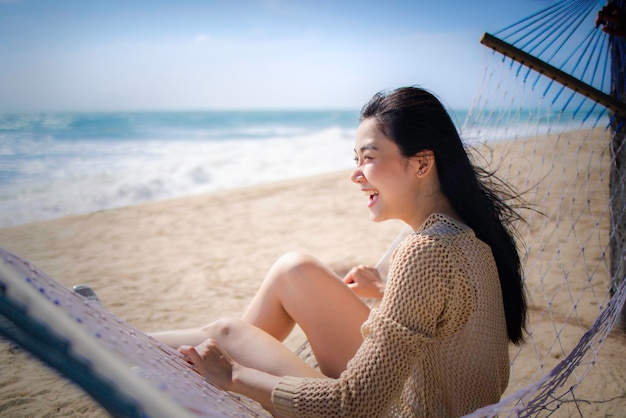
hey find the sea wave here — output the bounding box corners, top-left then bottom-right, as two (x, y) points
(0, 114), (358, 227)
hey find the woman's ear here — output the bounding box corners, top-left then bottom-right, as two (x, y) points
(414, 150), (435, 177)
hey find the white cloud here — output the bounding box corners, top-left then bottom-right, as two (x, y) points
(193, 34), (211, 45)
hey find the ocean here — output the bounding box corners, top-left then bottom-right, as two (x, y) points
(0, 108), (605, 228)
(0, 111), (364, 228)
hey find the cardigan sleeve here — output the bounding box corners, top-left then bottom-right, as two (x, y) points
(270, 234), (471, 417)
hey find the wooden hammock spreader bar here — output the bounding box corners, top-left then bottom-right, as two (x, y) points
(481, 32), (626, 117)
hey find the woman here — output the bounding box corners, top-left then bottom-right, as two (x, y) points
(152, 86), (527, 417)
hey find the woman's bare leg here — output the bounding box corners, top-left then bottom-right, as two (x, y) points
(241, 252), (370, 378)
(152, 252), (370, 378)
(189, 317), (327, 379)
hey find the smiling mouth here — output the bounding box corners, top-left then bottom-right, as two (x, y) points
(363, 190), (379, 206)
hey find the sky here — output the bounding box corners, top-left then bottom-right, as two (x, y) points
(0, 0), (555, 112)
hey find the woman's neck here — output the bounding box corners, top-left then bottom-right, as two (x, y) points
(408, 187), (460, 231)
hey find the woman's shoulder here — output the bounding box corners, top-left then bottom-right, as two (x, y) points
(401, 213), (471, 245)
(392, 214), (476, 263)
(417, 213), (473, 237)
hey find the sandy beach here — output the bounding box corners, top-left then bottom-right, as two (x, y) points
(1, 132), (626, 416)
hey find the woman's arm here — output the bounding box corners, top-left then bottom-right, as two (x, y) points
(267, 237), (452, 416)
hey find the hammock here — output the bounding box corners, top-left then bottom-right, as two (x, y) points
(462, 0), (626, 414)
(0, 247), (272, 417)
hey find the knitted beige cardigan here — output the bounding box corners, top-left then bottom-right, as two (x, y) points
(271, 214), (510, 417)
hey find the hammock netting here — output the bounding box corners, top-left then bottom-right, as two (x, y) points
(1, 0), (626, 416)
(462, 0), (626, 415)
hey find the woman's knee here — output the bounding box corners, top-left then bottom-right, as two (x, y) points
(268, 251), (344, 307)
(272, 251), (327, 282)
(200, 317), (246, 342)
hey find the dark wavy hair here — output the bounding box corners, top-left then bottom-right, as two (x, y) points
(360, 86), (527, 344)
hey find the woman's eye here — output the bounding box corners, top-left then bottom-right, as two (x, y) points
(353, 155), (372, 164)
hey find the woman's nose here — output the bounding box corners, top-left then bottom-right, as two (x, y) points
(350, 167), (364, 184)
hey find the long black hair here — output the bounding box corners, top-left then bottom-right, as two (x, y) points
(360, 86), (527, 344)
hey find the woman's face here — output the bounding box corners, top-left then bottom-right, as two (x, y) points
(351, 118), (421, 224)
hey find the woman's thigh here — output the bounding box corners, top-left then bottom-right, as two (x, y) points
(246, 252), (371, 378)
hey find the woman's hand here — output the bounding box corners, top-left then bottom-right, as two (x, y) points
(178, 339), (281, 413)
(179, 339), (236, 391)
(343, 265), (385, 299)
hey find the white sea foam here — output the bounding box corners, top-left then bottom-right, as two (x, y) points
(0, 123), (356, 227)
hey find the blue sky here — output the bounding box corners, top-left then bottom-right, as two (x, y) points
(0, 0), (553, 112)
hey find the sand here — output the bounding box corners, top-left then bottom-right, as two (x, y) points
(1, 134), (626, 416)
